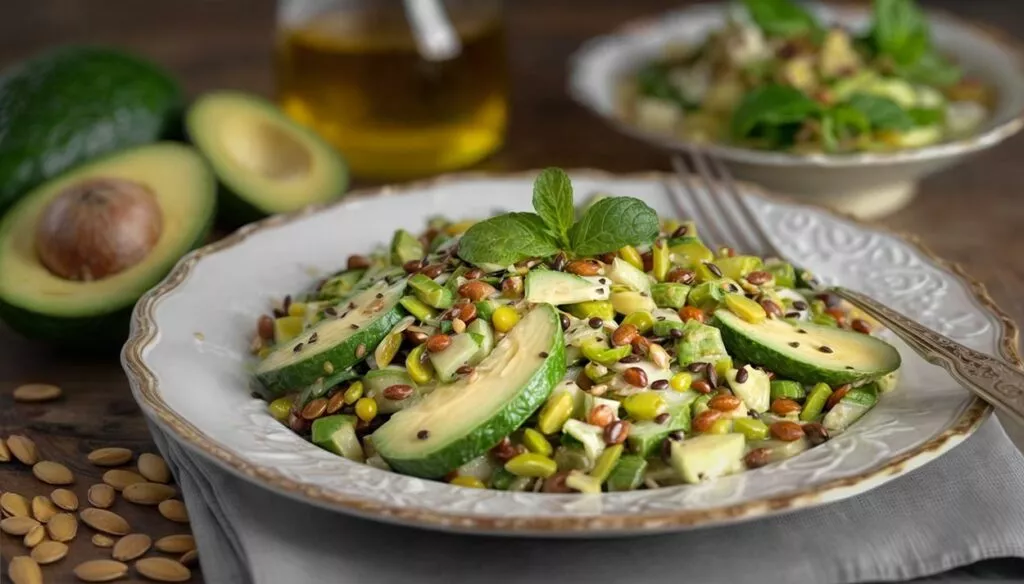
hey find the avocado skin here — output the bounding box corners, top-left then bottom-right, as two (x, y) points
(0, 212), (213, 347)
(0, 46), (181, 217)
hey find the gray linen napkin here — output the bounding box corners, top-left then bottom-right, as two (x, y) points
(148, 418), (1024, 584)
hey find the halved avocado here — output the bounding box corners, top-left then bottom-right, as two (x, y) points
(186, 91), (348, 225)
(0, 143), (216, 344)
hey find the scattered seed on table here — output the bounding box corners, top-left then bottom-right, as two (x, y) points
(88, 447), (133, 467)
(1, 516), (40, 536)
(12, 383), (63, 403)
(1, 492), (31, 517)
(92, 533), (116, 548)
(158, 499), (189, 524)
(123, 482), (176, 506)
(51, 488), (79, 511)
(138, 453), (171, 484)
(155, 534), (196, 554)
(31, 540), (69, 564)
(23, 523), (46, 547)
(102, 469), (146, 491)
(88, 484), (116, 509)
(7, 435), (39, 465)
(46, 512), (78, 542)
(179, 549), (198, 567)
(31, 495), (58, 523)
(73, 559), (129, 582)
(136, 556), (192, 582)
(0, 437), (10, 462)
(8, 556), (43, 584)
(33, 460), (75, 485)
(113, 533), (152, 562)
(80, 508), (130, 536)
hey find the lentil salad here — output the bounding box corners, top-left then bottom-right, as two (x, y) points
(249, 168), (901, 493)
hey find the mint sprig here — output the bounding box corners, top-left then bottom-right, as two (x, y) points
(457, 168), (659, 267)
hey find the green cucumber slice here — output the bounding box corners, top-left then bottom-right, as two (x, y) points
(372, 304), (566, 478)
(311, 415), (364, 462)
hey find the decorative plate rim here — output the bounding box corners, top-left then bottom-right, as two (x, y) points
(567, 1), (1024, 168)
(121, 169), (1014, 535)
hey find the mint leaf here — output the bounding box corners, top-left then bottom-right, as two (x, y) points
(532, 168), (575, 245)
(897, 51), (962, 87)
(845, 93), (914, 131)
(457, 212), (560, 266)
(569, 197), (659, 256)
(742, 0), (820, 39)
(730, 85), (821, 145)
(870, 0), (929, 66)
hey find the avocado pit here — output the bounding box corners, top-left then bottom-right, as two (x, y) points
(35, 177), (164, 281)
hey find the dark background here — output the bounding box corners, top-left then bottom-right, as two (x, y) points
(2, 1), (1024, 582)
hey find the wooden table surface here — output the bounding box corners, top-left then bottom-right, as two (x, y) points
(2, 1), (1023, 581)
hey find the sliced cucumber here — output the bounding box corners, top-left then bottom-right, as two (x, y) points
(713, 309), (901, 385)
(254, 280), (407, 396)
(627, 403), (690, 457)
(676, 319), (730, 367)
(725, 365), (770, 413)
(822, 387), (878, 433)
(607, 455), (647, 491)
(317, 269), (366, 300)
(429, 333), (481, 382)
(669, 433), (745, 484)
(467, 319), (494, 364)
(562, 419), (607, 462)
(364, 368), (425, 414)
(372, 304), (566, 478)
(606, 257), (652, 294)
(651, 283), (690, 310)
(311, 415), (364, 462)
(525, 270), (610, 305)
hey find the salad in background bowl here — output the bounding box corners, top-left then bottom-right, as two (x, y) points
(570, 0), (1024, 218)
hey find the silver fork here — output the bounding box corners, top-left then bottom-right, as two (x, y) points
(667, 149), (1024, 426)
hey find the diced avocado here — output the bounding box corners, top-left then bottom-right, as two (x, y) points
(607, 455), (648, 491)
(466, 319), (494, 364)
(390, 229), (425, 266)
(525, 270), (610, 305)
(611, 290), (657, 315)
(606, 257), (652, 294)
(562, 419), (606, 462)
(676, 319), (730, 367)
(364, 368), (423, 414)
(770, 380), (807, 401)
(764, 260), (795, 288)
(668, 236), (714, 268)
(567, 300), (616, 321)
(311, 415), (364, 462)
(651, 283), (691, 310)
(822, 387), (878, 433)
(372, 304), (566, 478)
(428, 333), (481, 382)
(318, 269), (367, 300)
(456, 454), (498, 482)
(627, 404), (691, 457)
(713, 309), (901, 385)
(751, 437), (811, 464)
(553, 445), (593, 473)
(687, 279), (736, 311)
(186, 91), (348, 224)
(669, 433), (746, 484)
(408, 273), (454, 309)
(876, 370), (900, 393)
(781, 55), (817, 93)
(254, 280), (407, 397)
(819, 28), (861, 78)
(652, 315), (685, 337)
(725, 365), (770, 413)
(715, 256), (763, 281)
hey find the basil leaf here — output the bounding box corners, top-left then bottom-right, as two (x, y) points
(870, 0), (929, 65)
(897, 51), (962, 87)
(730, 84), (821, 142)
(742, 0), (820, 38)
(821, 104), (871, 151)
(845, 93), (914, 131)
(636, 63), (693, 109)
(531, 168), (575, 246)
(908, 106), (945, 126)
(457, 212), (560, 266)
(569, 197), (659, 256)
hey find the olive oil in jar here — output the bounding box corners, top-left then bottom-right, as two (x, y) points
(275, 3), (508, 179)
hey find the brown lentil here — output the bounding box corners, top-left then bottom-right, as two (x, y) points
(827, 385), (851, 410)
(666, 267), (696, 285)
(631, 335), (651, 354)
(402, 259), (423, 273)
(501, 276), (523, 297)
(456, 365), (474, 375)
(464, 268), (484, 279)
(654, 412), (671, 424)
(622, 367), (649, 388)
(735, 367), (749, 383)
(803, 422), (830, 445)
(708, 395), (742, 411)
(458, 280), (495, 302)
(587, 405), (615, 428)
(771, 398), (803, 415)
(425, 334), (452, 353)
(611, 323), (639, 346)
(383, 384), (414, 401)
(403, 329), (429, 345)
(691, 379), (714, 394)
(693, 410), (722, 433)
(745, 270), (772, 285)
(704, 262), (723, 277)
(760, 299), (783, 318)
(490, 437), (519, 463)
(257, 315), (274, 340)
(300, 398), (328, 420)
(651, 379), (670, 390)
(347, 254), (370, 270)
(565, 259), (602, 276)
(457, 302), (477, 323)
(560, 313), (571, 330)
(852, 318), (872, 334)
(679, 306), (705, 323)
(419, 263), (445, 279)
(587, 317), (603, 329)
(744, 448), (772, 469)
(325, 391), (346, 414)
(770, 421), (806, 442)
(603, 420), (630, 445)
(705, 364), (718, 388)
(542, 472), (574, 493)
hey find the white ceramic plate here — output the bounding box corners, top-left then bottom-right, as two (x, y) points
(569, 3), (1024, 218)
(122, 171), (1014, 536)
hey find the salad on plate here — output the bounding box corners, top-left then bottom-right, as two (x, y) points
(248, 169), (901, 493)
(622, 0), (994, 153)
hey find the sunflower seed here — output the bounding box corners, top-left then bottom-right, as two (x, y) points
(31, 496), (58, 523)
(80, 508), (130, 535)
(7, 435), (39, 465)
(179, 549), (198, 567)
(158, 499), (189, 524)
(23, 523), (46, 547)
(31, 540), (69, 564)
(1, 491), (30, 517)
(12, 383), (62, 403)
(135, 557), (192, 582)
(91, 533), (116, 548)
(47, 512), (78, 542)
(73, 559), (129, 582)
(2, 516), (40, 535)
(88, 447), (133, 467)
(51, 488), (79, 511)
(33, 460), (74, 485)
(112, 533), (152, 561)
(0, 437), (10, 462)
(88, 483), (116, 508)
(102, 469), (145, 491)
(122, 482), (176, 505)
(138, 453), (171, 484)
(8, 556), (43, 584)
(154, 534), (195, 553)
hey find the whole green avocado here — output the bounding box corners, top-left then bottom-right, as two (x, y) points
(0, 46), (181, 216)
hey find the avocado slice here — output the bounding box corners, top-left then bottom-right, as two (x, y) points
(713, 309), (901, 385)
(254, 280), (406, 396)
(185, 91), (348, 224)
(669, 433), (746, 484)
(372, 304), (566, 478)
(0, 143), (216, 345)
(311, 415), (364, 462)
(363, 368), (425, 414)
(525, 270), (610, 305)
(0, 47), (181, 217)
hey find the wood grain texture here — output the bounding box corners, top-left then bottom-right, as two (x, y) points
(2, 1), (1023, 581)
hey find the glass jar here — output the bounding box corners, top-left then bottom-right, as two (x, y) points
(275, 0), (508, 179)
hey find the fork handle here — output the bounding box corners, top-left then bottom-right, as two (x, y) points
(831, 286), (1024, 427)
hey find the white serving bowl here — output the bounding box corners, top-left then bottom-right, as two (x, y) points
(122, 171), (1015, 536)
(569, 3), (1024, 219)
